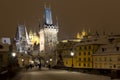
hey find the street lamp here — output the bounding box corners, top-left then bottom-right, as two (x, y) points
(22, 58), (24, 66)
(70, 52), (74, 68)
(46, 60), (49, 63)
(50, 58), (52, 62)
(12, 52), (16, 57)
(22, 59), (24, 62)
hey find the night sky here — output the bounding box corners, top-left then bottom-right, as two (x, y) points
(0, 0), (120, 40)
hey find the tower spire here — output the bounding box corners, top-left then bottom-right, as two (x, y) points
(44, 5), (53, 25)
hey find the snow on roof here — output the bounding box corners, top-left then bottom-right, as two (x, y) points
(94, 41), (120, 55)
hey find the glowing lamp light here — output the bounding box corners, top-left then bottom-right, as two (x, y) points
(50, 58), (52, 62)
(22, 59), (24, 62)
(12, 52), (16, 57)
(70, 52), (74, 56)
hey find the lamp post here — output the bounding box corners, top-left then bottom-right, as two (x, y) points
(70, 52), (74, 68)
(49, 58), (52, 69)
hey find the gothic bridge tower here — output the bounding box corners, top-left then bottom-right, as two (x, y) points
(39, 6), (59, 61)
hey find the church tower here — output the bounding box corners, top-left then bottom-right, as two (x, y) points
(39, 6), (59, 55)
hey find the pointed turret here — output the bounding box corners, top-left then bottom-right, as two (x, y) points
(25, 26), (30, 44)
(77, 32), (81, 39)
(55, 16), (59, 29)
(82, 29), (87, 36)
(14, 26), (19, 42)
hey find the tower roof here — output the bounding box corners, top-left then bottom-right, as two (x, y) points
(44, 7), (53, 25)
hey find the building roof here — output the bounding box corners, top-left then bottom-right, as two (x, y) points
(0, 42), (9, 52)
(94, 42), (120, 55)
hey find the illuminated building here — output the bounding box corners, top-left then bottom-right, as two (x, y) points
(55, 30), (88, 67)
(56, 32), (110, 68)
(93, 35), (120, 70)
(39, 6), (58, 57)
(14, 24), (30, 53)
(76, 29), (87, 39)
(74, 40), (99, 69)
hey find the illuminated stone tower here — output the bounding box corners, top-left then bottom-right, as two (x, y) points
(39, 6), (59, 55)
(14, 24), (30, 53)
